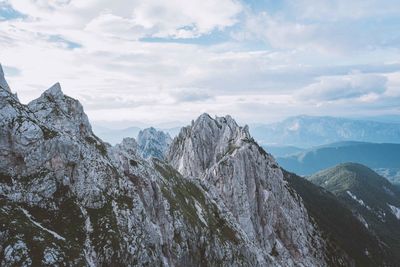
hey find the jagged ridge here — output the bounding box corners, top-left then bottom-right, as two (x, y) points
(0, 65), (270, 266)
(167, 113), (327, 266)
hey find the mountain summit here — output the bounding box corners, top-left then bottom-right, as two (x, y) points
(168, 113), (326, 266)
(0, 64), (11, 92)
(137, 127), (172, 160)
(309, 163), (400, 263)
(1, 69), (398, 266)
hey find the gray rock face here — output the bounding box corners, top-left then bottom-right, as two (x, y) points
(167, 113), (327, 266)
(137, 127), (172, 160)
(27, 82), (93, 138)
(0, 73), (267, 266)
(0, 69), (341, 266)
(0, 64), (11, 92)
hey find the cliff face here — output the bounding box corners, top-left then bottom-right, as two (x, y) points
(137, 127), (172, 160)
(0, 66), (332, 266)
(0, 68), (264, 266)
(167, 114), (327, 266)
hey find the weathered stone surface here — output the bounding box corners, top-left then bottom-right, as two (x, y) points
(137, 127), (172, 160)
(167, 113), (327, 266)
(0, 72), (266, 266)
(0, 64), (11, 92)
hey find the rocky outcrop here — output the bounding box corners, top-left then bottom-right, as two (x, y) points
(0, 66), (266, 266)
(0, 64), (10, 92)
(137, 127), (172, 160)
(2, 65), (384, 266)
(167, 113), (327, 266)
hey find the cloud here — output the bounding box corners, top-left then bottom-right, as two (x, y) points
(131, 0), (242, 38)
(234, 4), (400, 55)
(170, 88), (213, 103)
(297, 73), (387, 102)
(286, 0), (400, 20)
(6, 0), (242, 40)
(0, 0), (400, 125)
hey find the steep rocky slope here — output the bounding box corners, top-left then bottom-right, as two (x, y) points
(284, 170), (392, 266)
(0, 67), (266, 266)
(1, 64), (396, 266)
(308, 163), (400, 264)
(167, 114), (327, 266)
(137, 127), (172, 160)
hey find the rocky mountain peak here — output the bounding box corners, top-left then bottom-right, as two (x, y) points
(0, 63), (11, 92)
(27, 83), (92, 137)
(1, 66), (397, 266)
(167, 113), (252, 178)
(137, 127), (172, 159)
(0, 76), (273, 266)
(192, 113), (250, 138)
(43, 82), (63, 99)
(167, 113), (327, 265)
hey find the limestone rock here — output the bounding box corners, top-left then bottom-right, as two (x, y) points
(137, 127), (172, 160)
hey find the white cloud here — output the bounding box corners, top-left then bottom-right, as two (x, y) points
(298, 72), (387, 102)
(1, 0), (400, 125)
(131, 0), (242, 38)
(287, 0), (400, 20)
(234, 3), (400, 55)
(7, 0), (242, 40)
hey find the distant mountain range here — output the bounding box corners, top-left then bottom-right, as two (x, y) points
(94, 115), (400, 148)
(250, 115), (400, 147)
(92, 124), (180, 145)
(92, 125), (142, 145)
(271, 141), (400, 185)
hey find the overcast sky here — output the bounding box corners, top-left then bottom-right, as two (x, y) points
(1, 0), (400, 126)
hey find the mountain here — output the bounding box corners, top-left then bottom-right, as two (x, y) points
(91, 125), (141, 145)
(0, 70), (266, 266)
(250, 115), (400, 147)
(92, 124), (180, 146)
(0, 66), (325, 266)
(283, 170), (392, 267)
(308, 163), (400, 263)
(275, 141), (400, 185)
(137, 127), (172, 160)
(1, 65), (398, 266)
(167, 114), (328, 266)
(263, 145), (305, 157)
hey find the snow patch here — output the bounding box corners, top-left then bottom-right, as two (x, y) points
(388, 204), (400, 220)
(194, 200), (207, 226)
(356, 214), (369, 229)
(79, 206), (97, 267)
(346, 191), (371, 210)
(20, 208), (66, 241)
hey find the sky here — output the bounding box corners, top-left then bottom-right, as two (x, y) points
(1, 0), (400, 127)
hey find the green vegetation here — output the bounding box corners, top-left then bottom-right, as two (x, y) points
(154, 159), (239, 244)
(284, 169), (391, 266)
(306, 163), (400, 266)
(87, 200), (123, 265)
(129, 159), (138, 167)
(85, 135), (107, 156)
(0, 172), (12, 185)
(270, 242), (279, 257)
(0, 197), (86, 265)
(40, 126), (58, 140)
(116, 195), (134, 210)
(19, 169), (50, 184)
